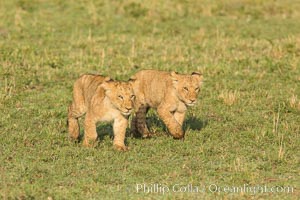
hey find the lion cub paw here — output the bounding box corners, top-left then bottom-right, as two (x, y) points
(142, 133), (152, 139)
(114, 144), (130, 151)
(82, 139), (98, 148)
(171, 128), (185, 140)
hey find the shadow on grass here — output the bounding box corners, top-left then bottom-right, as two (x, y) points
(140, 114), (208, 137)
(75, 124), (113, 142)
(96, 124), (133, 146)
(71, 121), (130, 145)
(73, 114), (207, 142)
(96, 124), (131, 146)
(184, 116), (208, 131)
(96, 124), (113, 141)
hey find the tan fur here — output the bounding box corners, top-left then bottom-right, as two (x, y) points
(67, 74), (136, 151)
(131, 70), (203, 139)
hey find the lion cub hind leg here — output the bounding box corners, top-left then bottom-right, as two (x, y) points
(68, 102), (86, 141)
(130, 115), (139, 137)
(82, 113), (98, 147)
(67, 105), (80, 140)
(135, 105), (152, 138)
(68, 81), (87, 141)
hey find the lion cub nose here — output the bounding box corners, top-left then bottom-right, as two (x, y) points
(125, 106), (132, 111)
(190, 99), (196, 103)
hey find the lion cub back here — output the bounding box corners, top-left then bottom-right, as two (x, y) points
(132, 70), (173, 107)
(72, 74), (108, 108)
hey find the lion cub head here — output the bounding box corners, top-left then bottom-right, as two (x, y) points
(171, 71), (203, 106)
(101, 77), (136, 116)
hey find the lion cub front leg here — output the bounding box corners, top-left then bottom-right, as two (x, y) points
(174, 111), (186, 127)
(157, 106), (184, 139)
(83, 113), (98, 147)
(113, 117), (129, 151)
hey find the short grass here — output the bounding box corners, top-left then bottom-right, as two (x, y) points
(0, 0), (299, 199)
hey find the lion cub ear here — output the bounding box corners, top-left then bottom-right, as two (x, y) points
(129, 75), (137, 82)
(191, 72), (203, 85)
(104, 77), (112, 82)
(101, 77), (113, 91)
(170, 71), (179, 82)
(129, 75), (138, 87)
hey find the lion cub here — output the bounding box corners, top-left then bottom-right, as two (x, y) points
(67, 74), (136, 151)
(131, 70), (203, 139)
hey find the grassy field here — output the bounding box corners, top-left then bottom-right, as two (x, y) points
(0, 0), (299, 199)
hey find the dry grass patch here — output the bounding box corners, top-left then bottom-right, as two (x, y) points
(219, 90), (240, 106)
(289, 94), (300, 110)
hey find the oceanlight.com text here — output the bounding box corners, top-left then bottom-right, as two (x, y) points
(135, 183), (294, 195)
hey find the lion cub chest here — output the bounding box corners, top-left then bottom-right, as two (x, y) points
(94, 97), (122, 122)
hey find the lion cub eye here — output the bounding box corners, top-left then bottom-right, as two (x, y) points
(195, 87), (199, 91)
(131, 95), (136, 100)
(183, 87), (189, 91)
(118, 95), (124, 100)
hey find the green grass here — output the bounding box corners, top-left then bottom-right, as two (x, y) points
(0, 0), (299, 199)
